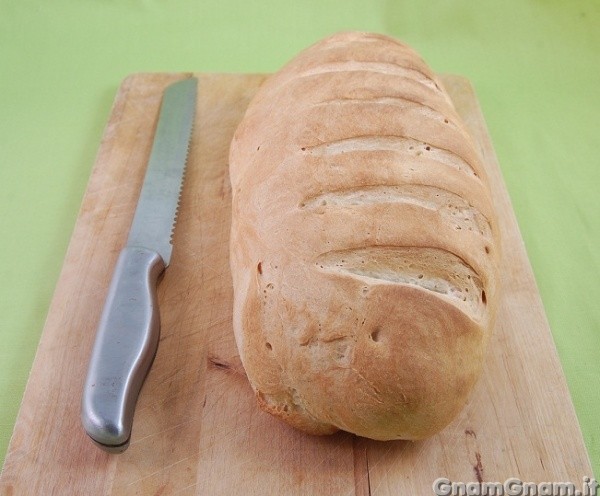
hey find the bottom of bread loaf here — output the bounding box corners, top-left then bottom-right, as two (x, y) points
(233, 262), (486, 441)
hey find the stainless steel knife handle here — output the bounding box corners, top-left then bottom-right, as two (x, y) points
(81, 246), (165, 453)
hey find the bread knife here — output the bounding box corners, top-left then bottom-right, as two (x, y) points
(81, 77), (197, 453)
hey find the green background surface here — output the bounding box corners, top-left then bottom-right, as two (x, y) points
(1, 0), (598, 475)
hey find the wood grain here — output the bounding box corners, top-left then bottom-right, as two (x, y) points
(0, 73), (592, 495)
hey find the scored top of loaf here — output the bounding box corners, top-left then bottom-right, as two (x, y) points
(231, 31), (499, 326)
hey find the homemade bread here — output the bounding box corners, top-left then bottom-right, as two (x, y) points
(228, 32), (500, 440)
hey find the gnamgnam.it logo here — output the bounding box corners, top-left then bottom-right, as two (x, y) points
(432, 476), (599, 496)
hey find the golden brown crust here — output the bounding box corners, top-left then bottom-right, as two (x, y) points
(229, 31), (500, 440)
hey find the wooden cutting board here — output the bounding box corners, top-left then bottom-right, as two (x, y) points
(0, 73), (592, 495)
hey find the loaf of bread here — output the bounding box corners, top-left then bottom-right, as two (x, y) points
(228, 32), (500, 440)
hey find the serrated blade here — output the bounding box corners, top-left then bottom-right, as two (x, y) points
(127, 77), (197, 265)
